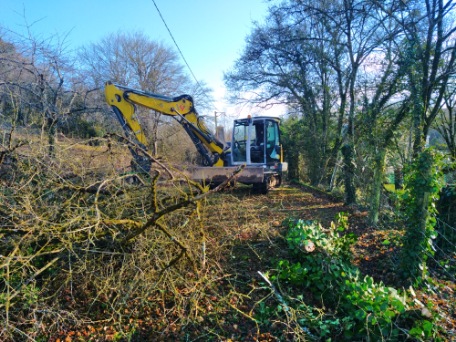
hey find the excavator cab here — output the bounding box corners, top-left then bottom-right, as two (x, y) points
(232, 116), (282, 166)
(230, 116), (286, 192)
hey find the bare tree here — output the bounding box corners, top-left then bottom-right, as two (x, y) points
(391, 0), (456, 154)
(78, 31), (212, 156)
(0, 27), (93, 156)
(435, 86), (456, 161)
(225, 1), (346, 186)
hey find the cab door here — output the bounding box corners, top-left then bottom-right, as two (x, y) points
(232, 118), (266, 165)
(265, 119), (281, 164)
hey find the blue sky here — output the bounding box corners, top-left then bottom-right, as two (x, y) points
(1, 0), (283, 117)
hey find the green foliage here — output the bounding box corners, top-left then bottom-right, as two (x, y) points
(436, 183), (456, 262)
(399, 149), (445, 285)
(285, 213), (355, 260)
(280, 116), (337, 185)
(409, 319), (435, 341)
(277, 215), (356, 293)
(280, 117), (305, 181)
(269, 216), (439, 340)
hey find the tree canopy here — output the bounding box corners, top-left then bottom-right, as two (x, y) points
(226, 0), (456, 223)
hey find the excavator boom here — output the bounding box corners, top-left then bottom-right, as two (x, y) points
(105, 82), (225, 167)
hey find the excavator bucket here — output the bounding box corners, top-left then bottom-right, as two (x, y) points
(190, 166), (265, 185)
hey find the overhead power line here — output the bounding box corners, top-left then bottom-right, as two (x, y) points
(150, 0), (202, 90)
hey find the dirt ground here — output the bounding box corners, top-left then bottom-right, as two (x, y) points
(45, 177), (454, 341)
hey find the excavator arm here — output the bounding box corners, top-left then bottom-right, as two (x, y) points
(104, 82), (225, 169)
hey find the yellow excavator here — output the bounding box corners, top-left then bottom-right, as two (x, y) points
(104, 81), (287, 193)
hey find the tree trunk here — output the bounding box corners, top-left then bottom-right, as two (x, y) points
(341, 143), (356, 205)
(400, 189), (431, 283)
(287, 148), (300, 181)
(399, 150), (437, 285)
(394, 167), (403, 190)
(47, 116), (56, 158)
(368, 149), (386, 226)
